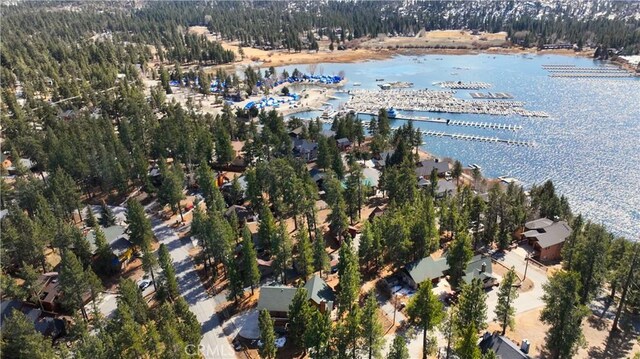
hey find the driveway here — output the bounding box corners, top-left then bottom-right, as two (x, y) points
(151, 216), (236, 358)
(488, 248), (548, 316)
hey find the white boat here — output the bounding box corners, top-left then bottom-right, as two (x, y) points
(353, 82), (361, 86)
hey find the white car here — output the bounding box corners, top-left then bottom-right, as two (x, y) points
(137, 278), (152, 291)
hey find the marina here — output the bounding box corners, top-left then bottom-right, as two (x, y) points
(436, 81), (492, 89)
(346, 89), (548, 117)
(357, 112), (523, 131)
(423, 131), (535, 147)
(549, 73), (637, 78)
(469, 92), (514, 99)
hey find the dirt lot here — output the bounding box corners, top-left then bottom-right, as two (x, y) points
(359, 30), (508, 50)
(487, 308), (640, 358)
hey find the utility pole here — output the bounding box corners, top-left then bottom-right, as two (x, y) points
(611, 242), (639, 332)
(392, 293), (398, 324)
(523, 253), (531, 280)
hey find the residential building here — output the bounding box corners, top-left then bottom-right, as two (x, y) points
(85, 225), (134, 269)
(479, 332), (530, 358)
(522, 218), (572, 261)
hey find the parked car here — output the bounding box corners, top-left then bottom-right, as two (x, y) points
(137, 278), (152, 291)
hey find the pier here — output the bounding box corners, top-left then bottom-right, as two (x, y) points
(436, 81), (492, 90)
(469, 92), (514, 99)
(346, 89), (549, 118)
(358, 112), (523, 131)
(423, 131), (535, 147)
(549, 73), (636, 78)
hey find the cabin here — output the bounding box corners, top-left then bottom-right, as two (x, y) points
(362, 167), (380, 191)
(1, 300), (67, 339)
(224, 205), (256, 224)
(401, 254), (496, 289)
(522, 218), (571, 262)
(368, 206), (385, 222)
(288, 126), (305, 139)
(479, 332), (530, 358)
(402, 256), (449, 289)
(85, 225), (134, 270)
(257, 277), (335, 327)
(0, 153), (36, 176)
(293, 139), (318, 162)
(415, 159), (451, 178)
(417, 178), (457, 198)
(336, 137), (352, 151)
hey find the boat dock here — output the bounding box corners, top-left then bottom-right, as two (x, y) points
(436, 81), (492, 90)
(549, 73), (636, 78)
(423, 131), (535, 147)
(470, 92), (514, 99)
(358, 112), (522, 130)
(542, 64), (636, 78)
(346, 89), (548, 118)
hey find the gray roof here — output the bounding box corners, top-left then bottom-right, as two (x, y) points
(479, 332), (529, 359)
(303, 274), (335, 311)
(85, 225), (132, 256)
(523, 220), (571, 248)
(436, 179), (456, 195)
(293, 139), (318, 152)
(257, 286), (298, 313)
(405, 256), (449, 284)
(416, 159), (451, 177)
(336, 138), (351, 146)
(320, 129), (336, 138)
(524, 218), (554, 230)
(463, 255), (494, 285)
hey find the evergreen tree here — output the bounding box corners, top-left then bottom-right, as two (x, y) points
(540, 271), (589, 359)
(494, 267), (518, 335)
(455, 323), (481, 359)
(258, 309), (277, 359)
(226, 259), (244, 304)
(157, 243), (179, 301)
(174, 297), (201, 348)
(456, 278), (488, 334)
(288, 287), (312, 349)
(197, 162), (225, 212)
(387, 335), (409, 359)
(118, 278), (149, 324)
(241, 226), (261, 294)
(313, 230), (330, 276)
(159, 164), (186, 222)
(337, 242), (360, 313)
(59, 250), (90, 321)
(100, 203), (116, 227)
(0, 310), (56, 359)
(306, 308), (332, 358)
(126, 198), (153, 249)
(272, 221), (292, 284)
(85, 206), (97, 228)
(406, 281), (444, 359)
(446, 233), (473, 289)
(452, 160), (463, 186)
(257, 204), (276, 252)
(296, 225), (314, 280)
(92, 226), (115, 276)
(361, 292), (385, 359)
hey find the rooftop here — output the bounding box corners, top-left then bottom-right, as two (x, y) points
(479, 332), (529, 359)
(523, 220), (572, 248)
(405, 255), (449, 284)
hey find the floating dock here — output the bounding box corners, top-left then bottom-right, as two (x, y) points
(358, 112), (522, 131)
(470, 92), (514, 99)
(423, 131), (535, 147)
(549, 73), (636, 78)
(436, 81), (492, 90)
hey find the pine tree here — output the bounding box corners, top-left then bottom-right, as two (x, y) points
(494, 267), (518, 335)
(174, 297), (201, 347)
(92, 226), (115, 276)
(456, 278), (488, 334)
(446, 233), (473, 289)
(159, 164), (186, 222)
(313, 230), (330, 276)
(241, 226), (261, 294)
(288, 287), (311, 349)
(117, 278), (149, 324)
(361, 292), (385, 359)
(85, 206), (97, 228)
(296, 225), (314, 280)
(406, 281), (444, 359)
(257, 205), (276, 252)
(540, 271), (589, 359)
(226, 259), (244, 304)
(258, 309), (277, 359)
(337, 242), (360, 313)
(387, 335), (409, 359)
(100, 202), (116, 227)
(126, 198), (154, 250)
(306, 308), (332, 358)
(197, 161), (225, 212)
(455, 323), (481, 359)
(0, 310), (56, 359)
(272, 221), (292, 284)
(344, 305), (362, 359)
(157, 243), (179, 301)
(59, 251), (90, 321)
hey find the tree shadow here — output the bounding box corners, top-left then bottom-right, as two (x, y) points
(587, 327), (637, 359)
(587, 315), (608, 331)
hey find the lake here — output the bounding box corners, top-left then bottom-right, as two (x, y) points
(277, 54), (640, 239)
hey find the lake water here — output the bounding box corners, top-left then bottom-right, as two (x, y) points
(277, 54), (640, 239)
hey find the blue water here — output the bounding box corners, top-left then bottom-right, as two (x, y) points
(277, 54), (640, 239)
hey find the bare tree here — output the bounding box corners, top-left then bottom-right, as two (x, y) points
(307, 63), (318, 75)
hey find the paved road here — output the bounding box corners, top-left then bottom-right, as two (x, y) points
(151, 217), (236, 358)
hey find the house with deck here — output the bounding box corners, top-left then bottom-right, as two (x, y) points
(522, 218), (572, 261)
